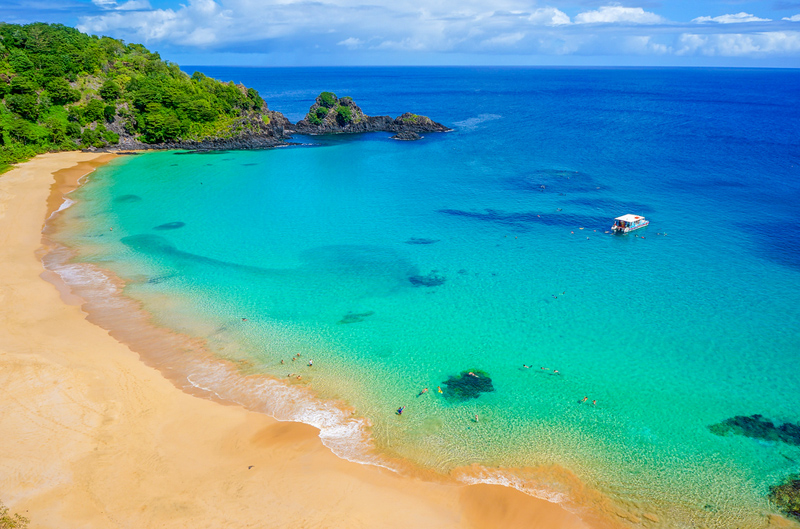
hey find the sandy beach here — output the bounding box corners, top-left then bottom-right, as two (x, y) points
(0, 152), (595, 529)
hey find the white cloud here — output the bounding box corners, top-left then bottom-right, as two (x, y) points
(480, 31), (525, 48)
(676, 31), (800, 55)
(92, 0), (151, 10)
(783, 14), (800, 22)
(574, 6), (664, 25)
(692, 12), (771, 24)
(337, 37), (363, 49)
(74, 0), (800, 62)
(528, 7), (570, 26)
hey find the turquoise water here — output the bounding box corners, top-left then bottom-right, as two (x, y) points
(50, 68), (800, 527)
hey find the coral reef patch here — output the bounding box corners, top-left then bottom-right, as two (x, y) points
(339, 311), (375, 324)
(153, 222), (186, 230)
(114, 194), (142, 203)
(441, 370), (494, 402)
(409, 270), (446, 287)
(708, 414), (800, 446)
(405, 238), (440, 245)
(769, 475), (800, 522)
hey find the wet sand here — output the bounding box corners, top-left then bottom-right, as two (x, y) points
(0, 152), (594, 529)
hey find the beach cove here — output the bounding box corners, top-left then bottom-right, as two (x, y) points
(0, 152), (597, 529)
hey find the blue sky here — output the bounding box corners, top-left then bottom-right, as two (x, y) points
(2, 0), (800, 66)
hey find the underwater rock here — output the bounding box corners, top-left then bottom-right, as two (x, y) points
(409, 270), (446, 287)
(708, 414), (800, 446)
(405, 238), (440, 245)
(441, 370), (494, 402)
(153, 221), (186, 230)
(114, 194), (142, 203)
(339, 311), (375, 324)
(769, 476), (800, 522)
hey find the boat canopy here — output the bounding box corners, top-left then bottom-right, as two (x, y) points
(615, 214), (644, 222)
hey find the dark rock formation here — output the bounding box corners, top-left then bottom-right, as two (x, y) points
(153, 222), (186, 230)
(391, 131), (421, 141)
(769, 476), (800, 522)
(339, 311), (375, 324)
(441, 370), (494, 402)
(291, 92), (450, 136)
(114, 194), (142, 203)
(104, 109), (293, 152)
(409, 270), (446, 287)
(405, 238), (439, 245)
(708, 414), (800, 446)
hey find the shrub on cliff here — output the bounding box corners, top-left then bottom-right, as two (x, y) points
(336, 105), (353, 125)
(319, 91), (337, 108)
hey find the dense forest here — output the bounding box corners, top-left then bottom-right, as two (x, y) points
(0, 22), (270, 172)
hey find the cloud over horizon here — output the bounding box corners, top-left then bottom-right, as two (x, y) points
(61, 0), (800, 64)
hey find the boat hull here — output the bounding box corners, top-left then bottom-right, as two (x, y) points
(611, 220), (649, 234)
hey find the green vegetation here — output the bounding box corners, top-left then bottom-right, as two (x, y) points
(401, 113), (420, 123)
(335, 105), (352, 125)
(0, 500), (29, 529)
(0, 22), (268, 172)
(308, 106), (328, 125)
(318, 91), (336, 108)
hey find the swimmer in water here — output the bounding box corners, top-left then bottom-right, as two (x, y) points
(308, 359), (313, 366)
(437, 386), (443, 393)
(474, 414), (479, 422)
(581, 396), (588, 403)
(397, 406), (405, 415)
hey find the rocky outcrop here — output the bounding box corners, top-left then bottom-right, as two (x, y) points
(101, 108), (293, 152)
(391, 131), (421, 141)
(93, 93), (448, 153)
(769, 476), (800, 522)
(291, 92), (450, 136)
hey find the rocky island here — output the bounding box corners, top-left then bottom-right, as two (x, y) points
(291, 91), (449, 139)
(0, 23), (449, 171)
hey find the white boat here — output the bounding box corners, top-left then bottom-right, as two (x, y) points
(611, 214), (649, 234)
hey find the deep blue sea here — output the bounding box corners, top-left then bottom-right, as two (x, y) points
(49, 67), (800, 528)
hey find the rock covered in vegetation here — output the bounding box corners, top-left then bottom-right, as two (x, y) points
(293, 92), (450, 136)
(769, 476), (800, 522)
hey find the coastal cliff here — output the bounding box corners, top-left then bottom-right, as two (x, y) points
(0, 23), (449, 171)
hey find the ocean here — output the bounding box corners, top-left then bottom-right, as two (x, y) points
(46, 67), (800, 528)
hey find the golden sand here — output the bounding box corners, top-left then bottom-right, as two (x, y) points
(0, 152), (594, 529)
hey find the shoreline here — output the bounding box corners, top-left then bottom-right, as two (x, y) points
(0, 152), (596, 529)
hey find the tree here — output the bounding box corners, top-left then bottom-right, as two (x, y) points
(5, 94), (40, 120)
(46, 77), (80, 105)
(103, 104), (116, 122)
(84, 99), (105, 122)
(336, 105), (353, 125)
(319, 91), (336, 108)
(99, 79), (121, 101)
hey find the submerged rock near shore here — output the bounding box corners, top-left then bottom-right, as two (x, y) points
(291, 92), (451, 136)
